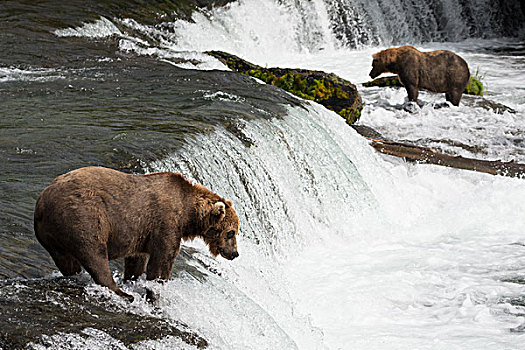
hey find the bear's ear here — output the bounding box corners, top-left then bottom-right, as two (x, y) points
(211, 201), (226, 219)
(225, 200), (234, 208)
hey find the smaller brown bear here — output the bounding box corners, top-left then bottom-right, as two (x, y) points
(34, 166), (240, 301)
(370, 45), (470, 106)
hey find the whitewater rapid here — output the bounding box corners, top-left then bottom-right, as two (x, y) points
(144, 102), (525, 350)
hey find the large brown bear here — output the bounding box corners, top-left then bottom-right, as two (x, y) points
(34, 166), (240, 301)
(370, 45), (470, 106)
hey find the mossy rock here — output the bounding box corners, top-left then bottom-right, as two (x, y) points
(206, 51), (363, 125)
(363, 74), (484, 96)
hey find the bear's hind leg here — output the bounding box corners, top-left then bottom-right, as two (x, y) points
(77, 248), (134, 302)
(124, 255), (148, 281)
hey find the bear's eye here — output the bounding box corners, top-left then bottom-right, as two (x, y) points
(206, 228), (220, 237)
(226, 230), (235, 239)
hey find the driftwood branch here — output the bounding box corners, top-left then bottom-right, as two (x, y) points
(351, 125), (525, 178)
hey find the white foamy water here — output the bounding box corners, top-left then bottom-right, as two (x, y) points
(0, 67), (65, 83)
(143, 2), (525, 347)
(143, 103), (525, 350)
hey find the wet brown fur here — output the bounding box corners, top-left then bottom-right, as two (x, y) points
(34, 166), (240, 301)
(370, 45), (470, 106)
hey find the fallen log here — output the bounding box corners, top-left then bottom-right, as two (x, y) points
(351, 125), (525, 178)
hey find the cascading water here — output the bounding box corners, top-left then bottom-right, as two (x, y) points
(145, 104), (381, 349)
(115, 0), (524, 58)
(148, 105), (378, 259)
(124, 1), (524, 348)
(321, 0), (525, 47)
(142, 102), (525, 349)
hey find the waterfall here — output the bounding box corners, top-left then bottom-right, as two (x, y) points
(143, 103), (381, 348)
(143, 101), (525, 349)
(322, 0), (525, 47)
(53, 0), (524, 61)
(148, 103), (379, 260)
(117, 0), (523, 64)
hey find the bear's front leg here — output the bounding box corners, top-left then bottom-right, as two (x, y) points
(146, 236), (181, 281)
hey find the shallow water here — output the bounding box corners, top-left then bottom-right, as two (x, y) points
(1, 0), (525, 349)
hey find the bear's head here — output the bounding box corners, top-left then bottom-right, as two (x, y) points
(370, 49), (398, 78)
(198, 198), (240, 260)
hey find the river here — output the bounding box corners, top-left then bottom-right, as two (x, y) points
(1, 0), (524, 349)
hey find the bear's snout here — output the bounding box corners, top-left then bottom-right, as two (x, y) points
(219, 247), (239, 260)
(369, 67), (380, 79)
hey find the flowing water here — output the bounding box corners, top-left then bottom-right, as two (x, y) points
(1, 0), (525, 349)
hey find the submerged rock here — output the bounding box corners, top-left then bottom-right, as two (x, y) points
(363, 74), (484, 96)
(462, 95), (516, 114)
(206, 51), (363, 125)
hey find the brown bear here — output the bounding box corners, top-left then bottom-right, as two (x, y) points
(370, 45), (470, 106)
(34, 166), (240, 301)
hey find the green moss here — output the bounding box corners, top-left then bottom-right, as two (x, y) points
(336, 88), (350, 99)
(306, 79), (333, 100)
(242, 66), (362, 124)
(465, 75), (484, 96)
(248, 70), (260, 78)
(276, 73), (294, 91)
(245, 70), (316, 100)
(292, 74), (307, 92)
(339, 99), (362, 125)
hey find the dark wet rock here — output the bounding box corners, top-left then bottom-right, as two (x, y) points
(0, 277), (208, 349)
(350, 125), (387, 141)
(111, 0), (235, 24)
(225, 120), (255, 148)
(206, 51), (364, 125)
(500, 276), (525, 285)
(462, 95), (516, 114)
(352, 125), (525, 178)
